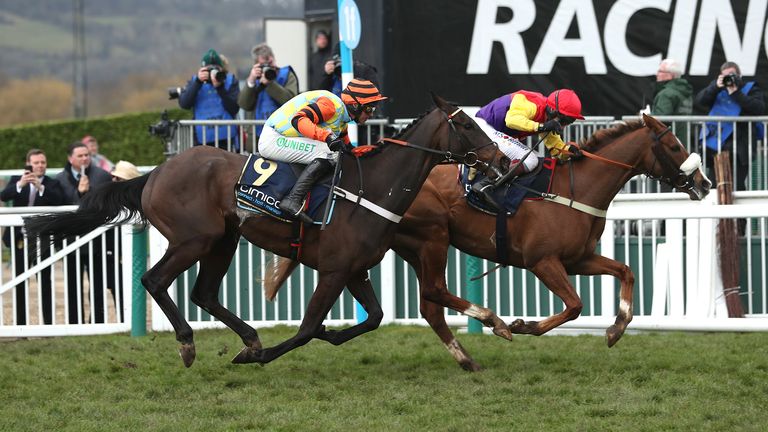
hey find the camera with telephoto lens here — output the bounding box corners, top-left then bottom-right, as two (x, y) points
(259, 64), (277, 80)
(722, 73), (740, 87)
(331, 54), (342, 76)
(167, 86), (183, 100)
(205, 66), (226, 83)
(148, 110), (178, 140)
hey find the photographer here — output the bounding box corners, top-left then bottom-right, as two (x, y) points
(320, 43), (379, 98)
(178, 48), (240, 151)
(1, 149), (65, 325)
(238, 43), (298, 142)
(695, 61), (765, 191)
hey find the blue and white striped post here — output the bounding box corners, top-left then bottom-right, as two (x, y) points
(338, 0), (368, 323)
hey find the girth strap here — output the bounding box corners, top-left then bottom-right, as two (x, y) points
(333, 186), (404, 223)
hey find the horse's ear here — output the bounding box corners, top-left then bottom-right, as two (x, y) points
(642, 113), (663, 130)
(430, 92), (449, 110)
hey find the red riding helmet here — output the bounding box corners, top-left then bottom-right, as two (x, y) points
(546, 89), (584, 120)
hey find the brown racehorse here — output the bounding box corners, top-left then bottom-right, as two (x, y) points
(266, 114), (712, 371)
(24, 93), (506, 367)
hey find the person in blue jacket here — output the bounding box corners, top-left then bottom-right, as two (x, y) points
(238, 43), (299, 145)
(695, 61), (765, 191)
(178, 48), (241, 151)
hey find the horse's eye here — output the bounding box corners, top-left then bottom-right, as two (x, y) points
(464, 123), (472, 130)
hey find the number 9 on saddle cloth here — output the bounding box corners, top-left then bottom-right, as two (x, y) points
(235, 153), (334, 223)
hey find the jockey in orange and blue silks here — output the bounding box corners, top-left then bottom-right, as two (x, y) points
(474, 89), (585, 177)
(260, 78), (388, 223)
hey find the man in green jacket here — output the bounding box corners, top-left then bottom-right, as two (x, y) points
(652, 58), (693, 116)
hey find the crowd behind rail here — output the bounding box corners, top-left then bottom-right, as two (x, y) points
(1, 47), (767, 331)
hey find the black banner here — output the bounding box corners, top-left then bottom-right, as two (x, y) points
(378, 0), (767, 118)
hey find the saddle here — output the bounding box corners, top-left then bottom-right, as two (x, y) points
(235, 153), (336, 224)
(463, 157), (557, 216)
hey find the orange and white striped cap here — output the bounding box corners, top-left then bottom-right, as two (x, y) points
(341, 79), (388, 106)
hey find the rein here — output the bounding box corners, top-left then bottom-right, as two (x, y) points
(336, 106), (501, 223)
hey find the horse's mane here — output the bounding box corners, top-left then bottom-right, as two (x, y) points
(579, 120), (645, 152)
(393, 108), (433, 140)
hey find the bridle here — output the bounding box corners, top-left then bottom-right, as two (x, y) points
(645, 126), (700, 193)
(382, 108), (503, 177)
(577, 125), (699, 193)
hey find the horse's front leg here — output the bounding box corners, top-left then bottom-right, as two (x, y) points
(238, 272), (348, 365)
(315, 271), (383, 345)
(509, 256), (583, 335)
(570, 254), (634, 347)
(142, 242), (210, 368)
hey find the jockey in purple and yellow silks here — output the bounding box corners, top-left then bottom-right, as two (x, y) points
(471, 89), (585, 195)
(259, 78), (387, 223)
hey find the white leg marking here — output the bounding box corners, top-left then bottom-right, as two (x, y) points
(445, 339), (470, 363)
(464, 304), (489, 320)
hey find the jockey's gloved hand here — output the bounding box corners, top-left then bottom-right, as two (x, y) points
(538, 120), (562, 134)
(568, 144), (583, 159)
(326, 135), (344, 152)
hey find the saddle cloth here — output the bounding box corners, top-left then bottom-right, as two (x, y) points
(463, 157), (557, 215)
(235, 153), (334, 224)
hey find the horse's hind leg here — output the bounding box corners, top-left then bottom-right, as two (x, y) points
(408, 243), (512, 341)
(509, 257), (583, 336)
(315, 271), (384, 345)
(184, 227), (263, 364)
(246, 273), (348, 365)
(573, 254), (634, 347)
(420, 299), (483, 372)
(142, 242), (211, 367)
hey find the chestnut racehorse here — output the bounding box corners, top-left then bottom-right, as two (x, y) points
(266, 114), (712, 371)
(24, 94), (506, 367)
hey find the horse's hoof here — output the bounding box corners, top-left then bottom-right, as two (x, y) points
(509, 318), (527, 333)
(232, 346), (263, 365)
(179, 343), (196, 368)
(605, 325), (624, 347)
(459, 359), (484, 372)
(492, 327), (513, 341)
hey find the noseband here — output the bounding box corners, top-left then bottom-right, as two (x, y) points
(646, 126), (699, 192)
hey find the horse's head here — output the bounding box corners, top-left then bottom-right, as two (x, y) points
(641, 114), (712, 200)
(430, 93), (508, 179)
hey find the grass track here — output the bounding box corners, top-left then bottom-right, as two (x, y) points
(1, 325), (767, 431)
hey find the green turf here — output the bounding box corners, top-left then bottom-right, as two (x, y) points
(1, 325), (767, 431)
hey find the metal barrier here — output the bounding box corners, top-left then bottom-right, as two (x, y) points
(0, 207), (133, 337)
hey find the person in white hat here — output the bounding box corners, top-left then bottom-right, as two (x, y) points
(111, 160), (141, 181)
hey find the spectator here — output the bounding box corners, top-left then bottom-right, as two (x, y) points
(309, 30), (332, 90)
(81, 135), (114, 172)
(238, 43), (299, 142)
(695, 61), (765, 191)
(320, 43), (379, 97)
(56, 142), (112, 324)
(651, 58), (693, 192)
(1, 149), (65, 325)
(103, 160), (143, 317)
(178, 48), (241, 151)
(651, 59), (693, 116)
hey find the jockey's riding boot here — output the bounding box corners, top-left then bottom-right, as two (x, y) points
(471, 162), (528, 195)
(279, 158), (334, 224)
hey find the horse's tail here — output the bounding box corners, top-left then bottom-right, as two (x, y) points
(24, 173), (151, 242)
(264, 255), (300, 301)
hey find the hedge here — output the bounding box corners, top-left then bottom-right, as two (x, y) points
(0, 109), (191, 169)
